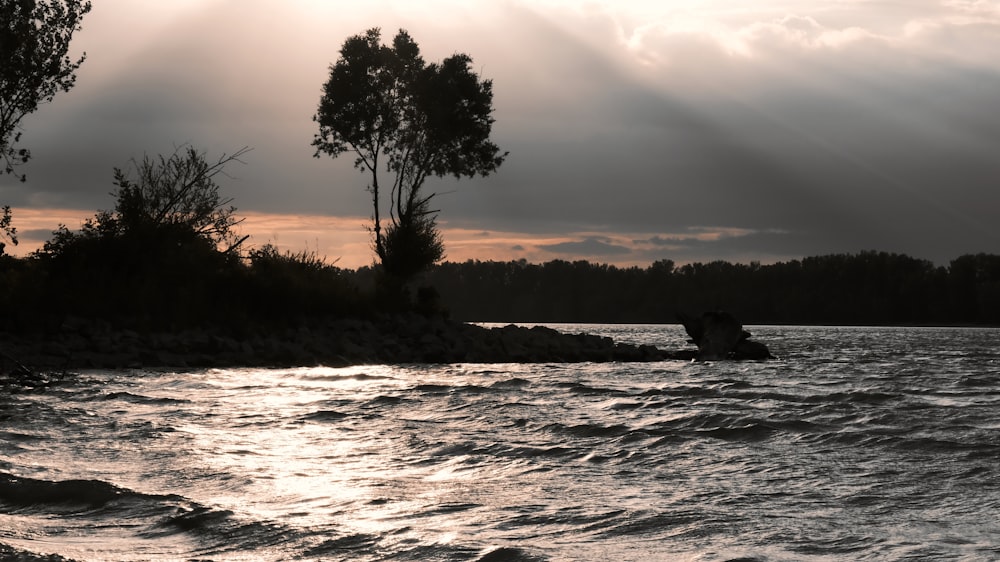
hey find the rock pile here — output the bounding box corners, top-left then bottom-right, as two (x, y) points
(2, 314), (673, 371)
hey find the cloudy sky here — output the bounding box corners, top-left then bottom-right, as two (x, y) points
(3, 0), (999, 268)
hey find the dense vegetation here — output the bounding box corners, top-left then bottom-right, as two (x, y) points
(3, 243), (998, 334)
(417, 253), (1000, 325)
(0, 146), (369, 336)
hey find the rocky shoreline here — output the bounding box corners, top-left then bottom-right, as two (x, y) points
(2, 314), (682, 374)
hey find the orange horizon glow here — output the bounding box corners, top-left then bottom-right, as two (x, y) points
(4, 207), (784, 269)
(1, 208), (599, 269)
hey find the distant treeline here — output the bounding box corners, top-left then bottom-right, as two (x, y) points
(3, 245), (998, 334)
(405, 252), (1000, 325)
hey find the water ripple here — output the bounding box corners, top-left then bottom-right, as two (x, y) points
(2, 326), (999, 560)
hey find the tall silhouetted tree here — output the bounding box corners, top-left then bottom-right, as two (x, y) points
(313, 27), (506, 287)
(1, 0), (91, 181)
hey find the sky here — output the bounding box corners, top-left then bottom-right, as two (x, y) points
(3, 0), (999, 269)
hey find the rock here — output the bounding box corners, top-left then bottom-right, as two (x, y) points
(734, 339), (773, 360)
(3, 315), (692, 370)
(678, 310), (773, 361)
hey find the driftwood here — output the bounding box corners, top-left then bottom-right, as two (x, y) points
(0, 345), (56, 389)
(1, 346), (32, 377)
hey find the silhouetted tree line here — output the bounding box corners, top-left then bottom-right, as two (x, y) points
(2, 11), (996, 332)
(414, 253), (1000, 325)
(0, 146), (371, 336)
(0, 227), (371, 335)
(5, 219), (999, 333)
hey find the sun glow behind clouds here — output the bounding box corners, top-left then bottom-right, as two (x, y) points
(243, 218), (791, 268)
(527, 0), (856, 58)
(6, 208), (786, 268)
(533, 0), (1000, 70)
(5, 0), (999, 268)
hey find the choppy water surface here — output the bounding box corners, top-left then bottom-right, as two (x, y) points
(2, 325), (999, 561)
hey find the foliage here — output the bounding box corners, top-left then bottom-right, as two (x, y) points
(313, 28), (506, 284)
(245, 244), (363, 324)
(379, 201), (444, 281)
(2, 189), (371, 333)
(1, 0), (91, 180)
(0, 204), (15, 254)
(416, 252), (1000, 325)
(249, 243), (331, 273)
(3, 240), (1000, 335)
(24, 147), (252, 330)
(110, 145), (251, 254)
(32, 214), (237, 330)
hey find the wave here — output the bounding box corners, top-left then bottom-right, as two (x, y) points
(643, 384), (902, 408)
(0, 472), (294, 558)
(542, 422), (633, 439)
(310, 542), (549, 562)
(143, 504), (288, 544)
(300, 409), (350, 422)
(956, 374), (1000, 388)
(362, 394), (408, 409)
(803, 390), (899, 404)
(0, 542), (79, 562)
(301, 372), (398, 382)
(426, 441), (480, 457)
(0, 430), (44, 444)
(630, 412), (834, 444)
(504, 445), (578, 459)
(0, 472), (171, 512)
(491, 377), (531, 389)
(697, 423), (778, 441)
(414, 383), (499, 395)
(303, 533), (381, 557)
(100, 391), (188, 405)
(477, 546), (548, 561)
(417, 501), (480, 516)
(580, 507), (749, 545)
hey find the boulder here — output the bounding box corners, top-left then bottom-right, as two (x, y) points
(733, 339), (773, 361)
(678, 310), (773, 361)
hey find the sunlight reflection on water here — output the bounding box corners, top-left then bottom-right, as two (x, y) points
(2, 326), (999, 560)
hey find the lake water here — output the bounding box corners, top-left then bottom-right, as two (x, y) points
(2, 325), (999, 561)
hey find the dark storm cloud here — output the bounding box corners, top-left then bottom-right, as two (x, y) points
(3, 1), (999, 266)
(442, 2), (1000, 264)
(538, 236), (631, 256)
(630, 228), (838, 265)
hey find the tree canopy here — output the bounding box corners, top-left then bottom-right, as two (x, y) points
(38, 145), (250, 279)
(21, 147), (261, 330)
(313, 28), (506, 284)
(1, 0), (92, 181)
(109, 145), (251, 253)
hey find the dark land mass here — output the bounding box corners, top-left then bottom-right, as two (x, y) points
(4, 249), (998, 377)
(419, 252), (1000, 325)
(2, 314), (680, 376)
